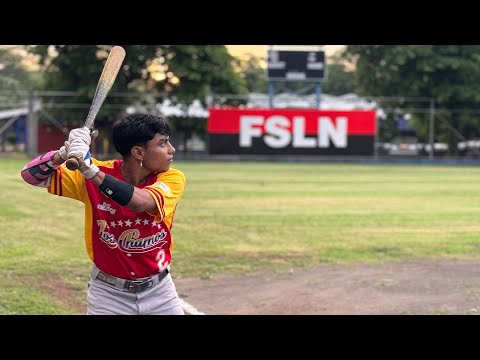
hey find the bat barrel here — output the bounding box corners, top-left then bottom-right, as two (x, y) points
(66, 46), (125, 170)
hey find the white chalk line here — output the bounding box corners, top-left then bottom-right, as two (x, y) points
(179, 298), (206, 315)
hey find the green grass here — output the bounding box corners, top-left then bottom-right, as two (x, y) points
(3, 156), (480, 313)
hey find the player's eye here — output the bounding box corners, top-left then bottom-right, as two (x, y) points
(159, 138), (169, 147)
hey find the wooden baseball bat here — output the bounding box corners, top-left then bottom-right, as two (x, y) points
(65, 46), (126, 171)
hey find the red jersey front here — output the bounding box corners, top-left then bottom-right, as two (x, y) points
(48, 159), (186, 279)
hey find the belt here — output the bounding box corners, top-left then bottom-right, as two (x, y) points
(95, 268), (170, 293)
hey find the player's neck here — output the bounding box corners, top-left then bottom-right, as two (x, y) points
(121, 161), (148, 186)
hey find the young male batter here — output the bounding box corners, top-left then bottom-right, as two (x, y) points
(21, 114), (186, 315)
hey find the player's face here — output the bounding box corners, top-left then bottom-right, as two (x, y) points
(143, 133), (175, 172)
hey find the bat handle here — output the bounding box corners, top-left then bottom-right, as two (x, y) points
(66, 157), (80, 171)
(64, 130), (98, 171)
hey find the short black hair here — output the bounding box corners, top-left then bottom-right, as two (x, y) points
(113, 113), (171, 157)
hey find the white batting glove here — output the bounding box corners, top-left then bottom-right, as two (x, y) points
(67, 139), (89, 160)
(58, 141), (69, 161)
(76, 152), (100, 179)
(67, 139), (99, 179)
(68, 126), (92, 146)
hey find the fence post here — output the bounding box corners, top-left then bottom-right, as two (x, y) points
(315, 82), (322, 109)
(428, 99), (435, 160)
(268, 82), (275, 108)
(27, 91), (38, 157)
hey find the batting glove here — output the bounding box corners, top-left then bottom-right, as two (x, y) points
(67, 139), (99, 179)
(68, 126), (92, 146)
(58, 141), (69, 161)
(76, 152), (100, 179)
(58, 128), (98, 161)
(60, 129), (97, 162)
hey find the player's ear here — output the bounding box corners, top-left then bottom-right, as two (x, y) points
(131, 145), (144, 160)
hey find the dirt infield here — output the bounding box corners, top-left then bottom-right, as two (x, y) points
(174, 259), (480, 315)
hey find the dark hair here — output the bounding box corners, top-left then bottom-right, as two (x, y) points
(113, 114), (171, 157)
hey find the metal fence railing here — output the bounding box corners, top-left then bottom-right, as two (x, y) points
(2, 90), (480, 160)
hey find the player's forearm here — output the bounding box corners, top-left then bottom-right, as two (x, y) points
(90, 172), (157, 213)
(20, 150), (65, 186)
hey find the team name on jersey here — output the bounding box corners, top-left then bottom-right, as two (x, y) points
(97, 220), (168, 253)
(97, 202), (116, 214)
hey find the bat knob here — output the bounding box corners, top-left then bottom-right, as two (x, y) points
(66, 157), (80, 171)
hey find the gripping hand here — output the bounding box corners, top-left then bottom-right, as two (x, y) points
(76, 152), (100, 179)
(65, 128), (99, 171)
(68, 126), (92, 146)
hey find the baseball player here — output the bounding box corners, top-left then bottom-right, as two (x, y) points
(21, 114), (186, 315)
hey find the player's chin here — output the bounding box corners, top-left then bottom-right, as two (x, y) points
(157, 162), (172, 173)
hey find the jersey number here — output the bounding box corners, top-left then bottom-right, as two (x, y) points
(156, 249), (168, 273)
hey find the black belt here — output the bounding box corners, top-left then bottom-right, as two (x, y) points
(95, 268), (169, 293)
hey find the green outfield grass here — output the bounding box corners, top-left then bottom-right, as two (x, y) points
(2, 156), (480, 314)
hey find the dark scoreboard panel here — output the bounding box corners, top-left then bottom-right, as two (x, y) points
(267, 50), (325, 82)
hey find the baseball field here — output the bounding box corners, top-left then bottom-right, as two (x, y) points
(2, 156), (480, 314)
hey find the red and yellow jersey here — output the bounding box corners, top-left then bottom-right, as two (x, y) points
(48, 158), (186, 280)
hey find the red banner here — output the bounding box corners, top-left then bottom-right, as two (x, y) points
(208, 108), (376, 135)
(207, 108), (376, 156)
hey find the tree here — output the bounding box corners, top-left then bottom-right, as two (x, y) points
(322, 61), (356, 95)
(344, 45), (480, 152)
(164, 45), (248, 105)
(0, 46), (41, 91)
(233, 53), (268, 93)
(30, 45), (245, 95)
(26, 45), (248, 139)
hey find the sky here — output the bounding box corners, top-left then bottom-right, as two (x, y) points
(226, 45), (346, 59)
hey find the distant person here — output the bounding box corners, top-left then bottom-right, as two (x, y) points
(20, 114), (186, 315)
(395, 114), (416, 137)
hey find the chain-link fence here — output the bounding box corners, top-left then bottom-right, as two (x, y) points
(2, 90), (480, 160)
(0, 90), (207, 157)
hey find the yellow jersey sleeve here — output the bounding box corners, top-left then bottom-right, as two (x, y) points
(47, 163), (87, 202)
(47, 158), (113, 204)
(144, 168), (186, 226)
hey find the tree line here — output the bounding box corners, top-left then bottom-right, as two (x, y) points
(2, 45), (480, 154)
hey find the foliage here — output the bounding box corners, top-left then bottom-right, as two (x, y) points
(322, 62), (356, 96)
(344, 45), (480, 107)
(232, 53), (268, 93)
(0, 47), (40, 91)
(165, 45), (248, 105)
(344, 45), (480, 152)
(26, 45), (248, 128)
(167, 116), (207, 154)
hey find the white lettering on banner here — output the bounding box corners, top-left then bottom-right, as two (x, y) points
(293, 116), (316, 148)
(264, 116), (290, 148)
(239, 115), (348, 148)
(318, 116), (347, 147)
(240, 116), (263, 147)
